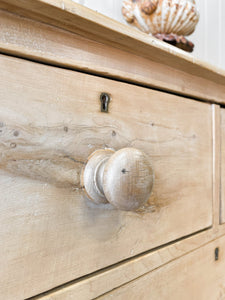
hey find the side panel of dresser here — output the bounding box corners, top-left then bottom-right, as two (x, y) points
(98, 235), (225, 300)
(0, 54), (212, 299)
(220, 109), (225, 223)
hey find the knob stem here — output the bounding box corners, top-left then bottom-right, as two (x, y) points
(82, 149), (114, 204)
(94, 156), (109, 197)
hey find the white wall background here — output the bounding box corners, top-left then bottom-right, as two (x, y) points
(72, 0), (225, 70)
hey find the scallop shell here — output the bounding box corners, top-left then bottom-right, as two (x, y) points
(122, 0), (199, 36)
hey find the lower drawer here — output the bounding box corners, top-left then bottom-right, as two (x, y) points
(99, 235), (225, 300)
(0, 54), (212, 299)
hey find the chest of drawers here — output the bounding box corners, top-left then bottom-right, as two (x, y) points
(1, 1), (225, 299)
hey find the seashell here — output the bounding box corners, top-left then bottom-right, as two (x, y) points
(122, 0), (199, 37)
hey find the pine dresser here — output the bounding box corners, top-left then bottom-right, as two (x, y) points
(1, 1), (225, 299)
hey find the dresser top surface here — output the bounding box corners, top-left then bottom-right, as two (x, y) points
(0, 0), (225, 86)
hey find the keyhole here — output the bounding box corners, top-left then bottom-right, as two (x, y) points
(215, 247), (219, 261)
(100, 93), (110, 113)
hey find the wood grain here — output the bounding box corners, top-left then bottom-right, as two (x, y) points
(1, 6), (225, 104)
(28, 104), (224, 300)
(220, 108), (225, 224)
(212, 105), (221, 228)
(102, 148), (154, 211)
(30, 229), (212, 300)
(82, 148), (154, 211)
(0, 54), (213, 299)
(98, 235), (225, 300)
(0, 0), (223, 82)
(35, 228), (225, 300)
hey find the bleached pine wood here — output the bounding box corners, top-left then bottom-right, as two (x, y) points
(98, 235), (225, 300)
(79, 0), (225, 71)
(82, 148), (154, 211)
(37, 231), (225, 300)
(0, 54), (213, 299)
(220, 109), (225, 224)
(32, 105), (223, 300)
(212, 105), (221, 228)
(1, 3), (225, 103)
(30, 229), (212, 300)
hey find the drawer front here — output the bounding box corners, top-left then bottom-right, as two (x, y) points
(98, 235), (225, 300)
(0, 55), (212, 299)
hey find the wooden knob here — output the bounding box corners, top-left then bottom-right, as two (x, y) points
(82, 148), (154, 211)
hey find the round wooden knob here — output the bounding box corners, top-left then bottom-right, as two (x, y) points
(82, 148), (154, 211)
